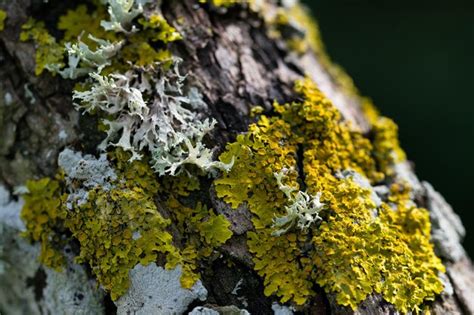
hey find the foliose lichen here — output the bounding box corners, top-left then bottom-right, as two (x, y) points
(20, 0), (229, 177)
(214, 78), (444, 312)
(73, 60), (232, 176)
(271, 168), (324, 237)
(15, 1), (447, 313)
(20, 148), (233, 301)
(1, 185), (104, 315)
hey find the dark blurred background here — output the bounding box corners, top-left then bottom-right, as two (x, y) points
(304, 0), (474, 257)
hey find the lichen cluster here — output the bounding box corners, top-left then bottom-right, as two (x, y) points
(14, 0), (447, 313)
(21, 149), (233, 300)
(19, 0), (228, 176)
(215, 78), (444, 312)
(21, 177), (66, 270)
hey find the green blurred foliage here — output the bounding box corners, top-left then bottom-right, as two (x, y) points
(304, 0), (474, 256)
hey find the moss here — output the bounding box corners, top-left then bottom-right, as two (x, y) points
(0, 10), (6, 31)
(215, 78), (444, 311)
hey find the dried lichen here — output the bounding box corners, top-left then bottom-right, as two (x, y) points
(215, 78), (444, 311)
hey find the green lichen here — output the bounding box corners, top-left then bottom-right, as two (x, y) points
(0, 10), (6, 31)
(215, 78), (444, 312)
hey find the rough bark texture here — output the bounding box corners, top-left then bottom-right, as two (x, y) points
(0, 1), (473, 314)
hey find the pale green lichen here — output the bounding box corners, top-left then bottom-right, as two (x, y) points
(100, 0), (151, 33)
(215, 78), (444, 312)
(271, 168), (324, 236)
(73, 60), (232, 176)
(60, 35), (124, 79)
(21, 1), (226, 177)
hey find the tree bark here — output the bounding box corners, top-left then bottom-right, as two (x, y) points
(0, 1), (473, 314)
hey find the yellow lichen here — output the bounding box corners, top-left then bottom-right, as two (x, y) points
(19, 18), (64, 75)
(57, 4), (117, 47)
(21, 177), (66, 270)
(0, 10), (6, 31)
(21, 2), (182, 76)
(199, 0), (243, 8)
(139, 14), (182, 43)
(215, 78), (444, 311)
(162, 174), (233, 288)
(21, 149), (233, 300)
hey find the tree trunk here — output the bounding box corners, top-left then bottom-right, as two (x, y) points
(0, 1), (473, 314)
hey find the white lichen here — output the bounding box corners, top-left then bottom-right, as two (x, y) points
(116, 264), (207, 315)
(271, 303), (295, 315)
(73, 59), (232, 176)
(100, 0), (152, 33)
(0, 185), (104, 315)
(58, 148), (117, 188)
(4, 92), (13, 105)
(189, 307), (220, 315)
(59, 35), (124, 79)
(271, 168), (324, 236)
(58, 148), (117, 208)
(189, 306), (250, 315)
(41, 249), (105, 315)
(0, 185), (25, 232)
